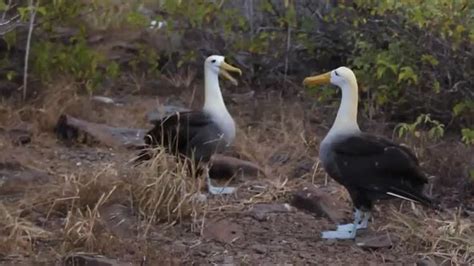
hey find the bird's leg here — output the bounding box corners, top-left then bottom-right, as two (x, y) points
(321, 209), (362, 240)
(205, 167), (237, 195)
(336, 209), (370, 231)
(358, 211), (371, 229)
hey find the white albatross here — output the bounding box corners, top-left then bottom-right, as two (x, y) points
(138, 55), (242, 195)
(303, 66), (433, 239)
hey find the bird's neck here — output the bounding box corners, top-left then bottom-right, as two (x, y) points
(329, 81), (360, 135)
(202, 68), (229, 115)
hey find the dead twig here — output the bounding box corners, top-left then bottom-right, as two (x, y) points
(22, 0), (39, 101)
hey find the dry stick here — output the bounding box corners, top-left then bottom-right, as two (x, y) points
(23, 0), (38, 101)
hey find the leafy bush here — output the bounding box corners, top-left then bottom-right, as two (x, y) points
(324, 0), (473, 135)
(0, 0), (472, 143)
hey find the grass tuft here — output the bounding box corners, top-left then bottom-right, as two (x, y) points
(386, 207), (473, 264)
(130, 147), (204, 233)
(0, 203), (51, 255)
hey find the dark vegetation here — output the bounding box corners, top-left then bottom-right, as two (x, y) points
(0, 0), (473, 264)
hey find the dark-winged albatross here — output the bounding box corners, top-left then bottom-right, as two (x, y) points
(303, 67), (433, 239)
(141, 55), (242, 195)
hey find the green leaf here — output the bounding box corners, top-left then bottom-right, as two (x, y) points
(3, 31), (16, 50)
(126, 11), (149, 27)
(6, 71), (16, 81)
(433, 80), (441, 93)
(18, 7), (30, 20)
(106, 61), (120, 79)
(453, 102), (466, 116)
(461, 128), (474, 145)
(398, 66), (418, 84)
(37, 6), (48, 16)
(421, 54), (439, 66)
(0, 2), (7, 11)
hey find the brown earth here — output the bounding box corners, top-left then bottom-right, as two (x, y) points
(0, 82), (472, 265)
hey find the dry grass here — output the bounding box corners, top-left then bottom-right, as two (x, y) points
(386, 206), (473, 264)
(129, 147), (205, 231)
(0, 85), (473, 264)
(233, 98), (319, 179)
(0, 147), (205, 258)
(162, 68), (197, 89)
(62, 185), (117, 251)
(0, 203), (51, 255)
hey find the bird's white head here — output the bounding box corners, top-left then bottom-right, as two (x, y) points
(303, 66), (358, 93)
(205, 55), (242, 86)
(303, 66), (361, 135)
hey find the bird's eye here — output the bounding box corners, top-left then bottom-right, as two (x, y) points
(334, 71), (339, 76)
(211, 59), (216, 63)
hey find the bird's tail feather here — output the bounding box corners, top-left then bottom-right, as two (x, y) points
(387, 186), (434, 207)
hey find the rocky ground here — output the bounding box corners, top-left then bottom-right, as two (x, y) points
(0, 84), (472, 265)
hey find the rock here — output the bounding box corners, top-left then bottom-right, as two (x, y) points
(92, 96), (118, 105)
(248, 203), (294, 221)
(0, 160), (52, 195)
(202, 219), (243, 244)
(100, 204), (138, 239)
(54, 114), (146, 149)
(251, 244), (267, 254)
(416, 257), (439, 266)
(63, 253), (132, 266)
(291, 185), (345, 223)
(146, 105), (190, 124)
(210, 154), (266, 180)
(54, 115), (266, 178)
(355, 232), (393, 249)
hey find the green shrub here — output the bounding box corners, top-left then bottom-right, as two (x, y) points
(325, 0), (473, 139)
(1, 0), (472, 144)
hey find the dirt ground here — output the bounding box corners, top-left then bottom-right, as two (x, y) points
(0, 83), (472, 265)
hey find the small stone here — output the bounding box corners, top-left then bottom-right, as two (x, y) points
(248, 203), (294, 221)
(355, 232), (393, 249)
(251, 244), (267, 254)
(202, 219), (243, 244)
(92, 96), (116, 105)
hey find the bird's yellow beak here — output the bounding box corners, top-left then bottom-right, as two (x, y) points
(303, 71), (331, 86)
(219, 61), (242, 86)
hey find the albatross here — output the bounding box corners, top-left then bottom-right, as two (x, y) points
(139, 55), (242, 195)
(303, 67), (433, 239)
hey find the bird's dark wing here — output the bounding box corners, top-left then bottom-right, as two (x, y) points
(332, 133), (431, 205)
(143, 111), (226, 163)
